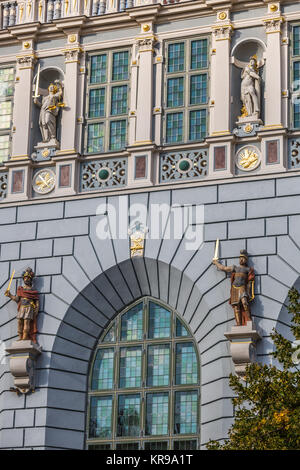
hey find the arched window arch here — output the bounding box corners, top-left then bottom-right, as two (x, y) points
(86, 297), (200, 450)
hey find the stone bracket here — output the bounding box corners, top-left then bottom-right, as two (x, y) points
(6, 340), (42, 394)
(224, 321), (262, 378)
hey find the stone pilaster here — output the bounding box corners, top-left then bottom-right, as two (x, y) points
(59, 34), (83, 156)
(11, 41), (37, 160)
(134, 26), (157, 146)
(262, 2), (284, 130)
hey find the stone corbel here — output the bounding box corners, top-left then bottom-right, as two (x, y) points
(6, 340), (42, 394)
(224, 321), (262, 378)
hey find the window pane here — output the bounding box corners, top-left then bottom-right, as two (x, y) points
(294, 61), (300, 82)
(191, 39), (208, 70)
(189, 109), (206, 141)
(0, 101), (12, 129)
(293, 26), (300, 56)
(121, 303), (143, 341)
(175, 343), (198, 385)
(0, 134), (10, 162)
(144, 441), (168, 450)
(168, 43), (185, 73)
(146, 393), (169, 435)
(112, 51), (129, 81)
(89, 396), (112, 438)
(119, 346), (142, 388)
(147, 344), (170, 387)
(102, 325), (115, 343)
(174, 440), (197, 450)
(116, 442), (139, 450)
(174, 391), (198, 434)
(91, 348), (114, 390)
(87, 122), (104, 153)
(294, 103), (300, 129)
(109, 120), (126, 150)
(111, 85), (128, 115)
(117, 394), (140, 437)
(176, 318), (190, 337)
(190, 74), (207, 105)
(89, 88), (105, 118)
(166, 112), (183, 143)
(88, 444), (112, 450)
(167, 77), (184, 108)
(0, 67), (14, 97)
(148, 302), (171, 339)
(90, 54), (107, 84)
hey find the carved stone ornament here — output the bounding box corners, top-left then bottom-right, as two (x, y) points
(63, 47), (83, 63)
(136, 36), (157, 52)
(128, 222), (148, 257)
(6, 341), (42, 394)
(224, 321), (262, 378)
(236, 145), (261, 171)
(212, 24), (233, 41)
(32, 168), (56, 194)
(263, 17), (284, 34)
(17, 54), (37, 69)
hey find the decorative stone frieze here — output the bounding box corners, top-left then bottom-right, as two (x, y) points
(80, 157), (128, 191)
(136, 35), (157, 53)
(0, 172), (8, 200)
(289, 138), (300, 169)
(160, 149), (208, 183)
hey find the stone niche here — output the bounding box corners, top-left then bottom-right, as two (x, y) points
(230, 39), (266, 136)
(31, 66), (65, 161)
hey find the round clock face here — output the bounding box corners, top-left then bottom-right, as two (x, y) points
(236, 145), (261, 171)
(33, 169), (56, 194)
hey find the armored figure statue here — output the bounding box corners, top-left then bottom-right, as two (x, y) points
(5, 268), (39, 342)
(213, 250), (255, 326)
(34, 80), (64, 143)
(240, 55), (261, 119)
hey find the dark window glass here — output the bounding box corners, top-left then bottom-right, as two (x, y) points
(175, 343), (198, 385)
(89, 396), (112, 438)
(146, 393), (169, 435)
(174, 391), (198, 434)
(91, 348), (114, 390)
(174, 440), (197, 450)
(144, 441), (169, 450)
(119, 346), (142, 388)
(117, 394), (140, 437)
(121, 303), (143, 341)
(147, 344), (170, 387)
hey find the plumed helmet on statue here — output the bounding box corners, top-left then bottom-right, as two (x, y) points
(22, 267), (35, 280)
(239, 249), (248, 261)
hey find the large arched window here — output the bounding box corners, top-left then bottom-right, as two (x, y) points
(86, 297), (200, 450)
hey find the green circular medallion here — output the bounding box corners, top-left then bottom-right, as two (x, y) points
(98, 168), (110, 180)
(178, 159), (191, 172)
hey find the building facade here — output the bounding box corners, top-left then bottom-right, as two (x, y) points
(0, 0), (300, 450)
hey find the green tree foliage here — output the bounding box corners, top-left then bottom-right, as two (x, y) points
(207, 288), (300, 450)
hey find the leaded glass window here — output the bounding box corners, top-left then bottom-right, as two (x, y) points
(87, 297), (200, 449)
(164, 37), (209, 144)
(85, 50), (129, 153)
(0, 66), (14, 162)
(291, 25), (300, 129)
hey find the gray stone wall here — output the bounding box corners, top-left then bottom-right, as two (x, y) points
(0, 174), (299, 449)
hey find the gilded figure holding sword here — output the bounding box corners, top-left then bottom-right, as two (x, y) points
(212, 239), (255, 326)
(5, 268), (39, 342)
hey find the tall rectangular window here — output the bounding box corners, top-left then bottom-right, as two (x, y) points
(165, 38), (209, 144)
(292, 25), (300, 128)
(0, 66), (14, 162)
(86, 50), (129, 154)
